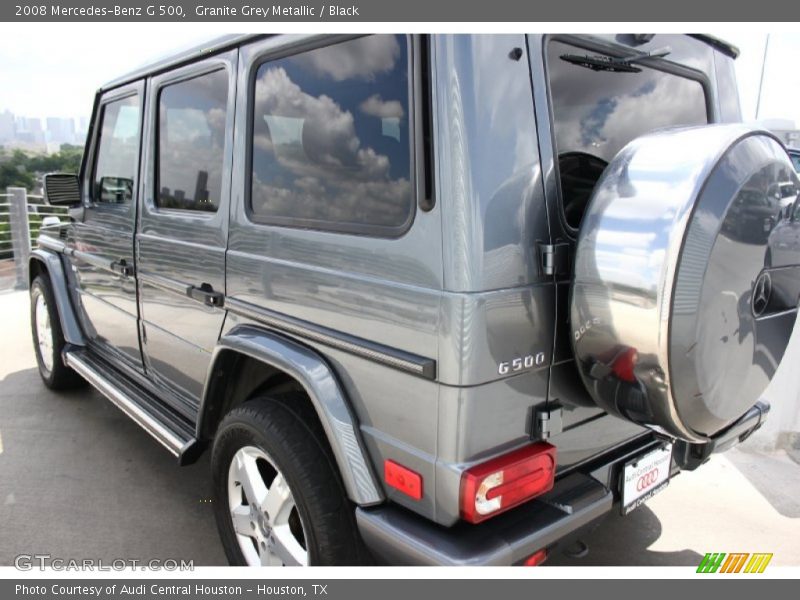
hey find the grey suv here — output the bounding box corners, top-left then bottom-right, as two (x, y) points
(29, 34), (800, 566)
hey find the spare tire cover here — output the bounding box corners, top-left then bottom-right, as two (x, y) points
(570, 125), (800, 442)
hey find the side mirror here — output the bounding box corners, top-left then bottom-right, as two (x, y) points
(43, 173), (81, 207)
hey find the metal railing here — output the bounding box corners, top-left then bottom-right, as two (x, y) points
(0, 187), (69, 289)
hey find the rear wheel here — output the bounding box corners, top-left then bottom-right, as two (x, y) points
(30, 275), (84, 390)
(211, 394), (367, 566)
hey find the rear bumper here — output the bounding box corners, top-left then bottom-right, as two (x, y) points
(356, 472), (610, 566)
(674, 400), (770, 470)
(357, 401), (770, 565)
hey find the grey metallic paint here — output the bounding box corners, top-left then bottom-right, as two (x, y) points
(201, 325), (383, 505)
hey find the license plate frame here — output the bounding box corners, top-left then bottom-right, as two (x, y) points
(620, 443), (673, 515)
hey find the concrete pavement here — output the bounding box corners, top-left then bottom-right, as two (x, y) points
(0, 289), (225, 566)
(0, 288), (798, 567)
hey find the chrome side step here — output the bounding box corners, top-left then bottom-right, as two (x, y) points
(64, 350), (196, 459)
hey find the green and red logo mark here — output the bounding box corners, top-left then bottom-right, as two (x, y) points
(697, 552), (773, 573)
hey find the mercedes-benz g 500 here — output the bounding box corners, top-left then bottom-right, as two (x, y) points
(30, 34), (799, 566)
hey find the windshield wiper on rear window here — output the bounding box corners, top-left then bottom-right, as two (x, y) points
(560, 46), (671, 73)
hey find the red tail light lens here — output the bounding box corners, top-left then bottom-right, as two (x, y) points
(384, 460), (423, 500)
(523, 548), (549, 566)
(460, 442), (556, 524)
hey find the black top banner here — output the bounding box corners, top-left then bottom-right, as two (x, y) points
(3, 0), (800, 22)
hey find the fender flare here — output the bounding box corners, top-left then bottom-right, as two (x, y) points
(29, 248), (85, 346)
(198, 324), (384, 506)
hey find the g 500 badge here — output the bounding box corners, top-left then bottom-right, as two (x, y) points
(498, 352), (546, 375)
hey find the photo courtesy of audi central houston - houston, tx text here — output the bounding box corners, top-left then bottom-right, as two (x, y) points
(0, 29), (799, 573)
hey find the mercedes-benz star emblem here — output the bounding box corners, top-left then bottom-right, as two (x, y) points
(752, 272), (772, 317)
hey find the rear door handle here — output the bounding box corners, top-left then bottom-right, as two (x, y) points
(188, 283), (224, 308)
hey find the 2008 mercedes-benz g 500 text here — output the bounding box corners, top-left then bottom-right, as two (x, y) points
(29, 34), (800, 566)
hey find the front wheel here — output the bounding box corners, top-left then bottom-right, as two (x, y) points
(211, 394), (368, 566)
(30, 275), (84, 390)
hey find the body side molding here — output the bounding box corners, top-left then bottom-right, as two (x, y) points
(199, 324), (384, 506)
(225, 297), (436, 380)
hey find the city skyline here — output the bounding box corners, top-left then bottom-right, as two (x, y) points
(0, 109), (89, 151)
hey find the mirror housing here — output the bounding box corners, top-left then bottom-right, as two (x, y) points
(43, 173), (81, 207)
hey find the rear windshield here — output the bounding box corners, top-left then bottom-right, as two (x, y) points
(547, 39), (709, 230)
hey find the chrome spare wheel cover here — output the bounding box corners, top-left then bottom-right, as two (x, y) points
(571, 124), (800, 443)
(34, 290), (54, 373)
(227, 445), (309, 566)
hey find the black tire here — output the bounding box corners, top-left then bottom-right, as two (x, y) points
(29, 275), (85, 390)
(211, 393), (368, 566)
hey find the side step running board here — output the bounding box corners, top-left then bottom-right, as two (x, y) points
(64, 350), (197, 461)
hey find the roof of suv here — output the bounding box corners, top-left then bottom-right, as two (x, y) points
(100, 34), (266, 91)
(99, 33), (739, 93)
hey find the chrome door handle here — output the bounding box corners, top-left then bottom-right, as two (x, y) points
(188, 283), (224, 307)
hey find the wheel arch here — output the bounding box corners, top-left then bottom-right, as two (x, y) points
(198, 324), (384, 506)
(29, 249), (85, 346)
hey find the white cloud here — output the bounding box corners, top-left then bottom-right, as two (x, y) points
(359, 94), (405, 119)
(293, 35), (401, 82)
(254, 66), (392, 179)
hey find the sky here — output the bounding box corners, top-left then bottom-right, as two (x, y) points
(0, 27), (219, 121)
(0, 28), (798, 126)
(713, 29), (798, 126)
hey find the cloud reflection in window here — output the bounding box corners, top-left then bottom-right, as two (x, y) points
(250, 35), (412, 233)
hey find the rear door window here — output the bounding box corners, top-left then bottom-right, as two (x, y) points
(546, 39), (708, 229)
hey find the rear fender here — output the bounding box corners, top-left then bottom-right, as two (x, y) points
(198, 324), (384, 506)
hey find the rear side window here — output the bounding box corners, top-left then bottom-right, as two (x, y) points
(249, 35), (413, 236)
(93, 95), (140, 205)
(547, 40), (708, 230)
(157, 69), (228, 212)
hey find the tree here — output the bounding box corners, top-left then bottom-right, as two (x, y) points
(27, 144), (83, 175)
(0, 160), (36, 190)
(0, 145), (83, 191)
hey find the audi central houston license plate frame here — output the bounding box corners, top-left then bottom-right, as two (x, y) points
(620, 443), (673, 515)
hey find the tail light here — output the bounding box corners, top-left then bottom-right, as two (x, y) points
(460, 442), (556, 524)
